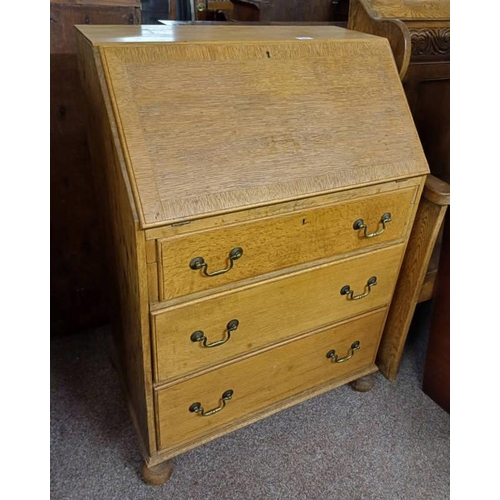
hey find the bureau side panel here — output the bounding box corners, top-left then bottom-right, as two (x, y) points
(76, 34), (156, 457)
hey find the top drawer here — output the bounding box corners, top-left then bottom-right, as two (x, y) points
(158, 186), (418, 301)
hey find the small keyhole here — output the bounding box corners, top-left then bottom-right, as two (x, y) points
(302, 219), (307, 225)
(266, 51), (271, 58)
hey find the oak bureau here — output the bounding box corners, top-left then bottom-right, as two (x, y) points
(75, 24), (429, 484)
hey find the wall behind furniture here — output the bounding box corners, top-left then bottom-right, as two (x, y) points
(50, 1), (141, 335)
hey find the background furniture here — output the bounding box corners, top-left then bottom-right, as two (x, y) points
(77, 23), (429, 483)
(230, 0), (336, 22)
(348, 0), (450, 391)
(50, 0), (141, 335)
(423, 212), (449, 411)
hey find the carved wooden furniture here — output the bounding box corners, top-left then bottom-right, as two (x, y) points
(348, 0), (450, 381)
(50, 0), (141, 335)
(76, 24), (429, 484)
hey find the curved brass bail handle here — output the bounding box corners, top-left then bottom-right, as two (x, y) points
(353, 213), (392, 238)
(190, 320), (240, 348)
(189, 247), (243, 277)
(189, 390), (234, 417)
(340, 276), (377, 300)
(326, 341), (360, 363)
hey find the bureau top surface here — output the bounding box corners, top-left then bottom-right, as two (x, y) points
(77, 25), (429, 228)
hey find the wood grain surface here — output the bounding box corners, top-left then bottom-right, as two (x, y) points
(377, 175), (449, 380)
(155, 308), (386, 451)
(152, 244), (404, 382)
(73, 25), (430, 226)
(145, 177), (423, 241)
(347, 0), (411, 79)
(75, 23), (430, 473)
(362, 0), (450, 20)
(76, 24), (378, 44)
(158, 187), (417, 300)
(76, 34), (156, 456)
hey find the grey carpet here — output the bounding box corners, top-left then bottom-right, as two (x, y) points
(51, 304), (449, 499)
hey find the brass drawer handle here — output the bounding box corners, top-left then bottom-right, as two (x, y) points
(326, 341), (360, 363)
(340, 276), (377, 300)
(190, 319), (239, 348)
(353, 213), (392, 238)
(189, 247), (243, 277)
(189, 390), (234, 417)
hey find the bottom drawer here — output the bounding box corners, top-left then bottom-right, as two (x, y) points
(155, 308), (387, 452)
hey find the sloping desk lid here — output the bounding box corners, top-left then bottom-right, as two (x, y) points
(78, 25), (429, 228)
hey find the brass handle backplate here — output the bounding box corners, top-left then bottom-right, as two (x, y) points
(190, 247), (243, 277)
(189, 390), (234, 417)
(340, 276), (377, 300)
(326, 341), (360, 363)
(190, 319), (240, 348)
(353, 213), (392, 238)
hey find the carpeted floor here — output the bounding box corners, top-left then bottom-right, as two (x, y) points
(50, 304), (449, 500)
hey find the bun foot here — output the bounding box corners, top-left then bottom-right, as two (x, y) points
(350, 374), (375, 392)
(141, 459), (174, 485)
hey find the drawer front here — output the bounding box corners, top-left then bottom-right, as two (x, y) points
(158, 187), (417, 300)
(152, 244), (403, 382)
(155, 308), (386, 452)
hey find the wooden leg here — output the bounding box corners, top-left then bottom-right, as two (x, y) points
(377, 176), (450, 381)
(350, 374), (375, 392)
(141, 459), (174, 486)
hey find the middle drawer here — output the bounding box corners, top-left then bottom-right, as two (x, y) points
(151, 243), (404, 382)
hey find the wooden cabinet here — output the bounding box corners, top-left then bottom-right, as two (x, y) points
(76, 24), (428, 483)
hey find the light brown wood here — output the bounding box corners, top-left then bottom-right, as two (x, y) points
(152, 244), (403, 382)
(147, 262), (159, 303)
(350, 374), (375, 392)
(77, 25), (429, 227)
(76, 24), (382, 45)
(76, 35), (156, 456)
(76, 24), (428, 479)
(418, 270), (436, 302)
(158, 187), (417, 300)
(362, 0), (450, 21)
(377, 175), (449, 380)
(145, 177), (423, 241)
(422, 174), (450, 206)
(145, 239), (157, 264)
(348, 0), (411, 79)
(149, 364), (378, 465)
(141, 459), (174, 486)
(155, 309), (386, 452)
